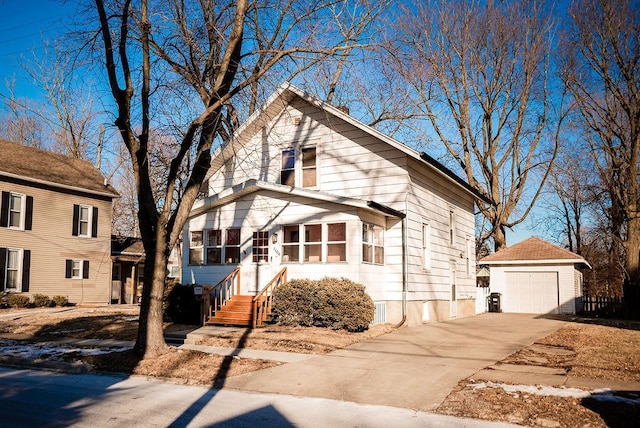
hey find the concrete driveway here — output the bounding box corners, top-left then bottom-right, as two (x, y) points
(224, 313), (566, 411)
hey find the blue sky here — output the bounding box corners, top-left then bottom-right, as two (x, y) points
(0, 0), (78, 98)
(0, 0), (539, 247)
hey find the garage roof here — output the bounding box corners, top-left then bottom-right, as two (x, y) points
(479, 236), (591, 268)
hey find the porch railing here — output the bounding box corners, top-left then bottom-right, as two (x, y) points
(202, 267), (241, 325)
(253, 267), (287, 328)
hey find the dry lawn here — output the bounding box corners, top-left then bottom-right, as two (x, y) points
(438, 318), (640, 428)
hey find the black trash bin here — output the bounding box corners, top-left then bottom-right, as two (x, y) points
(488, 292), (501, 313)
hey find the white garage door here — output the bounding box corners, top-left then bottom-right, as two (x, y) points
(503, 271), (559, 314)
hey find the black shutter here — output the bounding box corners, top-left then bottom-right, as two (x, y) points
(21, 250), (30, 292)
(65, 259), (72, 278)
(0, 191), (9, 227)
(83, 260), (90, 279)
(72, 204), (79, 236)
(0, 247), (6, 291)
(25, 196), (33, 231)
(91, 207), (98, 238)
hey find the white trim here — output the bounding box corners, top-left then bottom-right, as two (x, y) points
(70, 259), (84, 280)
(7, 191), (25, 230)
(478, 258), (592, 268)
(4, 248), (23, 291)
(77, 204), (93, 238)
(190, 179), (401, 220)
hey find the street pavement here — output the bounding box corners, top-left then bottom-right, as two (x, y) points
(0, 367), (521, 427)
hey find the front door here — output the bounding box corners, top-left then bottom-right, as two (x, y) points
(450, 262), (457, 318)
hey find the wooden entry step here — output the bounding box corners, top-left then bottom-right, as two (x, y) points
(207, 295), (265, 327)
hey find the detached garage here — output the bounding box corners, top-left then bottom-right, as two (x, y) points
(479, 237), (591, 315)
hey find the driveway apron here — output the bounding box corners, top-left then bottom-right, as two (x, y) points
(224, 313), (566, 411)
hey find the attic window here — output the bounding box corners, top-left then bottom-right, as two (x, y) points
(280, 147), (317, 188)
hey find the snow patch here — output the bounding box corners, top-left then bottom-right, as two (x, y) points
(469, 381), (607, 399)
(0, 339), (131, 360)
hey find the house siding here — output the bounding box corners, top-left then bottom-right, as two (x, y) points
(195, 89), (480, 324)
(0, 178), (113, 304)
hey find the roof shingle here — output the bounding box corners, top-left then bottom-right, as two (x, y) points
(480, 236), (586, 263)
(0, 140), (118, 197)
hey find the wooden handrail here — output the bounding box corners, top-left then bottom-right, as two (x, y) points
(202, 267), (241, 325)
(252, 267), (287, 328)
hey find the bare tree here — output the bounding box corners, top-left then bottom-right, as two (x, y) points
(0, 80), (46, 147)
(560, 0), (640, 314)
(393, 0), (563, 251)
(90, 0), (360, 358)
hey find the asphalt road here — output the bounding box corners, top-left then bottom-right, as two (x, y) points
(0, 367), (519, 427)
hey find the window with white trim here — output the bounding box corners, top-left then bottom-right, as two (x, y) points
(8, 193), (23, 229)
(304, 224), (322, 262)
(422, 223), (431, 270)
(280, 147), (317, 188)
(1, 247), (30, 292)
(282, 225), (300, 262)
(65, 259), (89, 279)
(205, 229), (222, 265)
(281, 223), (347, 263)
(363, 223), (384, 265)
(189, 231), (203, 265)
(252, 231), (269, 263)
(5, 248), (21, 290)
(327, 223), (346, 262)
(225, 229), (241, 264)
(72, 204), (97, 238)
(1, 191), (33, 231)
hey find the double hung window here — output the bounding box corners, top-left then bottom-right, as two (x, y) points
(280, 147), (317, 188)
(363, 223), (384, 265)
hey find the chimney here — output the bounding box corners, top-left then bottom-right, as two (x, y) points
(337, 105), (350, 115)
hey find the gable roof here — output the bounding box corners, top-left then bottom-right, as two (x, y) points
(0, 140), (118, 198)
(205, 83), (489, 205)
(190, 179), (405, 220)
(479, 236), (591, 267)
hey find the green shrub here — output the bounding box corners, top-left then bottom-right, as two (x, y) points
(272, 277), (374, 332)
(8, 294), (30, 308)
(52, 295), (69, 307)
(32, 294), (51, 307)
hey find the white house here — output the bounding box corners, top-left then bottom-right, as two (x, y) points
(478, 236), (591, 315)
(183, 83), (487, 325)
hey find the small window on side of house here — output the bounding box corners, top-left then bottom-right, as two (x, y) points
(189, 230), (203, 265)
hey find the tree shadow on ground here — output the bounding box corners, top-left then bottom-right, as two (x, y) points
(536, 314), (640, 332)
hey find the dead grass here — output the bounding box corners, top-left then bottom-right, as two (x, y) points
(438, 318), (640, 428)
(197, 324), (396, 354)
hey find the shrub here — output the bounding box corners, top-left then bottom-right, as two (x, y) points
(272, 277), (374, 332)
(32, 294), (52, 307)
(164, 284), (201, 325)
(52, 295), (69, 307)
(8, 294), (30, 308)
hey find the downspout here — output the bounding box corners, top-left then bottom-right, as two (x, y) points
(396, 196), (408, 328)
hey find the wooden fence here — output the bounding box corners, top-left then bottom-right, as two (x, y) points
(581, 294), (624, 318)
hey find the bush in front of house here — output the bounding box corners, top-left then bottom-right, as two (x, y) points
(8, 294), (30, 308)
(32, 294), (52, 307)
(52, 295), (69, 307)
(164, 283), (201, 325)
(272, 277), (375, 332)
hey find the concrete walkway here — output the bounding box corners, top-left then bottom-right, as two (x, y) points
(222, 313), (568, 411)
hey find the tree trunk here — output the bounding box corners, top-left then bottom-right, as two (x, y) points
(624, 215), (640, 319)
(493, 225), (507, 252)
(134, 226), (170, 358)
